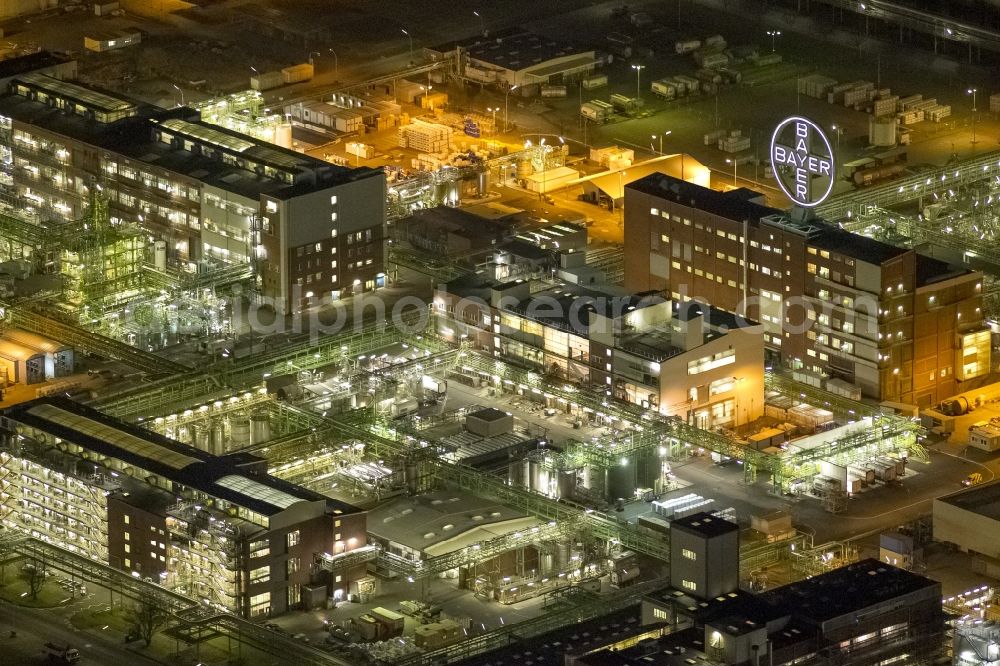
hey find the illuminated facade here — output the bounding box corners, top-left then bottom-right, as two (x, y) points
(625, 173), (989, 406)
(0, 397), (367, 617)
(434, 277), (764, 428)
(0, 65), (385, 312)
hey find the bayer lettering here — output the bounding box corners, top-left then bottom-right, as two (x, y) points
(772, 122), (831, 201)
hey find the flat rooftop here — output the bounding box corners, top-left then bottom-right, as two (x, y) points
(670, 512), (739, 538)
(0, 75), (380, 200)
(761, 558), (939, 624)
(937, 480), (1000, 521)
(431, 30), (594, 72)
(367, 490), (538, 557)
(5, 396), (361, 518)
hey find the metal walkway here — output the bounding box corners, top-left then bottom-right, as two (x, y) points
(6, 305), (192, 376)
(817, 150), (1000, 222)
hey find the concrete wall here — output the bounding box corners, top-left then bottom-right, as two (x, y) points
(934, 498), (1000, 557)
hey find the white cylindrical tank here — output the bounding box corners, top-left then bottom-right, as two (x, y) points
(209, 417), (225, 456)
(868, 116), (897, 147)
(251, 410), (271, 446)
(194, 422), (210, 451)
(274, 123), (293, 149)
(230, 416), (251, 448)
(154, 240), (167, 272)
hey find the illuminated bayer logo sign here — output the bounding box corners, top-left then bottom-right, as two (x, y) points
(770, 116), (835, 208)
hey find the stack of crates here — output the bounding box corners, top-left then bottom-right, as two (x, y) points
(719, 129), (750, 153)
(991, 92), (1000, 113)
(798, 74), (838, 99)
(398, 119), (451, 152)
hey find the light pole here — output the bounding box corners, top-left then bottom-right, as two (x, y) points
(172, 84), (184, 107)
(539, 138), (547, 201)
(328, 48), (339, 76)
(504, 84), (519, 132)
(968, 87), (979, 147)
(309, 51), (320, 66)
(473, 10), (485, 35)
(726, 158), (737, 187)
(831, 124), (843, 179)
(766, 30), (781, 53)
(651, 130), (671, 154)
(631, 64), (644, 101)
(401, 28), (413, 65)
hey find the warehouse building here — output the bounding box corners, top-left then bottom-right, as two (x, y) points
(0, 60), (386, 312)
(434, 278), (764, 427)
(0, 397), (367, 617)
(624, 173), (988, 406)
(934, 481), (1000, 571)
(429, 30), (600, 88)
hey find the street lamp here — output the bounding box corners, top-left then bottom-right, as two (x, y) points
(504, 84), (519, 132)
(401, 28), (413, 64)
(172, 84), (184, 107)
(968, 87), (979, 146)
(831, 124), (843, 179)
(309, 51), (320, 66)
(651, 130), (672, 154)
(726, 158), (737, 187)
(328, 49), (338, 75)
(473, 10), (485, 35)
(631, 64), (645, 101)
(766, 30), (781, 52)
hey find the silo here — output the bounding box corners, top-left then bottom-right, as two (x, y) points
(209, 418), (225, 456)
(274, 123), (293, 149)
(251, 410), (271, 446)
(230, 416), (251, 448)
(556, 469), (576, 500)
(868, 116), (897, 147)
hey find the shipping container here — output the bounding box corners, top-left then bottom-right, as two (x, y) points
(582, 74), (608, 90)
(675, 75), (700, 94)
(250, 71), (285, 91)
(675, 39), (702, 54)
(281, 63), (315, 84)
(581, 100), (612, 123)
(698, 52), (729, 69)
(540, 85), (567, 98)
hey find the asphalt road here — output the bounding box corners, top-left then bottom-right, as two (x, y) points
(0, 599), (161, 666)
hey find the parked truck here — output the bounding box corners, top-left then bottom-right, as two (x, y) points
(650, 79), (676, 100)
(675, 39), (702, 54)
(45, 644), (81, 663)
(581, 100), (613, 123)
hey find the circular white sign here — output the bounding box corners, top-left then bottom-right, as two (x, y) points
(770, 116), (835, 208)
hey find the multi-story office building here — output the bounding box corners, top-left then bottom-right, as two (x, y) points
(0, 58), (385, 312)
(434, 276), (764, 428)
(0, 397), (368, 617)
(625, 173), (989, 406)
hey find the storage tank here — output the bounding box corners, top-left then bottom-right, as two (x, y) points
(508, 458), (524, 487)
(251, 410), (271, 446)
(194, 422), (210, 451)
(154, 240), (167, 272)
(869, 116), (897, 147)
(606, 460), (635, 502)
(230, 416), (251, 448)
(209, 417), (225, 456)
(405, 461), (419, 494)
(540, 551), (555, 574)
(556, 469), (576, 500)
(523, 452), (545, 492)
(274, 123), (293, 149)
(474, 170), (490, 197)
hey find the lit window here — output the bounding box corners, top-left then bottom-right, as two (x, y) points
(287, 530), (300, 548)
(682, 580), (697, 591)
(331, 212), (338, 222)
(682, 548), (697, 561)
(123, 515), (129, 525)
(330, 195), (338, 205)
(653, 608), (669, 620)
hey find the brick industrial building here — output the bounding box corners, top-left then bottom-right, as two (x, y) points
(0, 397), (368, 617)
(624, 173), (989, 406)
(0, 54), (385, 313)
